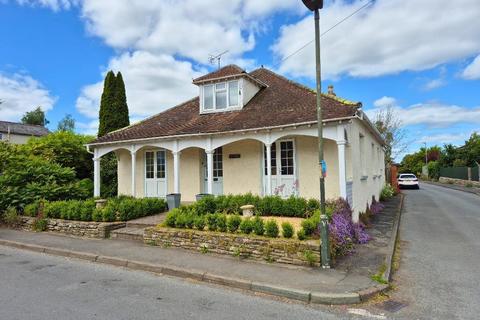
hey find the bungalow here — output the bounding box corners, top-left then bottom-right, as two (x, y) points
(0, 121), (49, 144)
(87, 65), (385, 222)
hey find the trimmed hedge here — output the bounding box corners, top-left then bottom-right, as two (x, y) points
(181, 193), (319, 218)
(24, 197), (166, 222)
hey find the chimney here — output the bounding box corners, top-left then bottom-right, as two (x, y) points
(327, 85), (335, 96)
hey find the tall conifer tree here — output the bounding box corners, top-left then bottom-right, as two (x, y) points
(97, 71), (130, 197)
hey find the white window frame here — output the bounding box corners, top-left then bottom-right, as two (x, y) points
(200, 79), (241, 113)
(144, 149), (168, 197)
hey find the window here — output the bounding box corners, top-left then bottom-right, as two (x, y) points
(213, 147), (223, 178)
(156, 151), (166, 179)
(359, 134), (366, 178)
(203, 85), (214, 110)
(145, 152), (154, 179)
(228, 81), (239, 106)
(202, 80), (240, 112)
(280, 141), (294, 175)
(263, 143), (277, 175)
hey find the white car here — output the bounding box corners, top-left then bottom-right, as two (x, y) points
(398, 173), (420, 189)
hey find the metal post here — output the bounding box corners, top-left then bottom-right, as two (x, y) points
(314, 8), (330, 268)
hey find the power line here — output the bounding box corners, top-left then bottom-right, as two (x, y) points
(277, 0), (374, 65)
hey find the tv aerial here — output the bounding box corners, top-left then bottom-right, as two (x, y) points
(208, 50), (229, 69)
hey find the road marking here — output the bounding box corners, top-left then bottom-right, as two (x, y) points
(347, 308), (387, 319)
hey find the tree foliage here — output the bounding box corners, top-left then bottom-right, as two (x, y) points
(21, 131), (94, 179)
(57, 114), (75, 132)
(440, 133), (480, 167)
(97, 71), (130, 197)
(0, 142), (91, 211)
(98, 71), (130, 137)
(374, 105), (409, 164)
(21, 107), (49, 126)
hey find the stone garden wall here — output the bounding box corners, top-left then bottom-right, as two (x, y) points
(144, 227), (321, 267)
(15, 216), (125, 238)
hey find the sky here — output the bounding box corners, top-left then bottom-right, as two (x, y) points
(0, 0), (479, 161)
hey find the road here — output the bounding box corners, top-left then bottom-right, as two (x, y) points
(1, 182), (478, 320)
(387, 183), (480, 319)
(0, 245), (374, 320)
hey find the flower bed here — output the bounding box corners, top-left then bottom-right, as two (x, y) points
(22, 197), (166, 222)
(144, 227), (320, 266)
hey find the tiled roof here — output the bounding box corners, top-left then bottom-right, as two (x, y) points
(92, 67), (361, 144)
(0, 121), (50, 137)
(192, 64), (246, 84)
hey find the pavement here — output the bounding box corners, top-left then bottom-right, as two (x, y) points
(0, 196), (402, 305)
(361, 182), (480, 319)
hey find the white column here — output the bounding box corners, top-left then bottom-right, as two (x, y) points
(130, 150), (136, 197)
(266, 143), (272, 195)
(206, 150), (214, 194)
(173, 151), (181, 194)
(337, 140), (347, 199)
(93, 157), (101, 197)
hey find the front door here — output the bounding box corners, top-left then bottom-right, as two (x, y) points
(263, 140), (297, 197)
(203, 147), (223, 195)
(144, 150), (167, 198)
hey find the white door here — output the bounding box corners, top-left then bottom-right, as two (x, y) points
(144, 150), (167, 198)
(263, 140), (297, 197)
(203, 147), (223, 195)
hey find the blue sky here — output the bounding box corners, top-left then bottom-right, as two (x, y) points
(0, 0), (479, 161)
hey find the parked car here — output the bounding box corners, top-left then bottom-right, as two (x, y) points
(398, 173), (419, 189)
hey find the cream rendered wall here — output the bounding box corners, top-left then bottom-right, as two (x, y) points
(349, 118), (385, 221)
(1, 133), (32, 144)
(296, 136), (340, 200)
(178, 148), (202, 202)
(223, 140), (262, 195)
(117, 149), (132, 196)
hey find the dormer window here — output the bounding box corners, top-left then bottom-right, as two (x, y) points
(201, 80), (239, 113)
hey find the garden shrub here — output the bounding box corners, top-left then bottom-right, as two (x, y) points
(206, 213), (218, 231)
(175, 213), (188, 228)
(24, 202), (40, 217)
(165, 209), (179, 227)
(265, 219), (279, 238)
(196, 196), (217, 215)
(227, 214), (242, 233)
(239, 218), (254, 234)
(92, 208), (103, 222)
(216, 214), (227, 232)
(252, 216), (265, 236)
(3, 207), (20, 225)
(281, 222), (294, 238)
(306, 198), (320, 216)
(32, 217), (48, 231)
(194, 215), (206, 230)
(296, 228), (306, 240)
(301, 219), (316, 236)
(101, 203), (117, 222)
(184, 213), (195, 229)
(380, 184), (396, 201)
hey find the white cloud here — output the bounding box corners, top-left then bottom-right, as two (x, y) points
(422, 78), (446, 91)
(15, 0), (77, 11)
(273, 0), (480, 79)
(76, 51), (203, 122)
(0, 72), (56, 121)
(419, 132), (471, 144)
(461, 55), (480, 80)
(373, 96), (397, 108)
(79, 0), (301, 63)
(367, 99), (480, 128)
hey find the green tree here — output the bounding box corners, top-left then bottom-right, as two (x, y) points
(98, 71), (130, 137)
(97, 71), (130, 197)
(22, 131), (94, 180)
(21, 107), (49, 126)
(57, 114), (75, 132)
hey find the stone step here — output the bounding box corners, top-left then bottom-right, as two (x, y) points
(126, 222), (156, 229)
(110, 227), (144, 241)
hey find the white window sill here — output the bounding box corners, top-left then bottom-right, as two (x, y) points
(200, 106), (242, 114)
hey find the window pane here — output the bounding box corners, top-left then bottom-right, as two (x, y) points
(216, 90), (227, 109)
(203, 85), (214, 110)
(156, 151), (165, 179)
(213, 147), (223, 177)
(280, 141), (294, 176)
(264, 144), (277, 176)
(145, 152), (154, 179)
(228, 81), (239, 106)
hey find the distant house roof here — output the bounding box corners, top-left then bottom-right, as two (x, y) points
(91, 66), (362, 145)
(0, 121), (50, 137)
